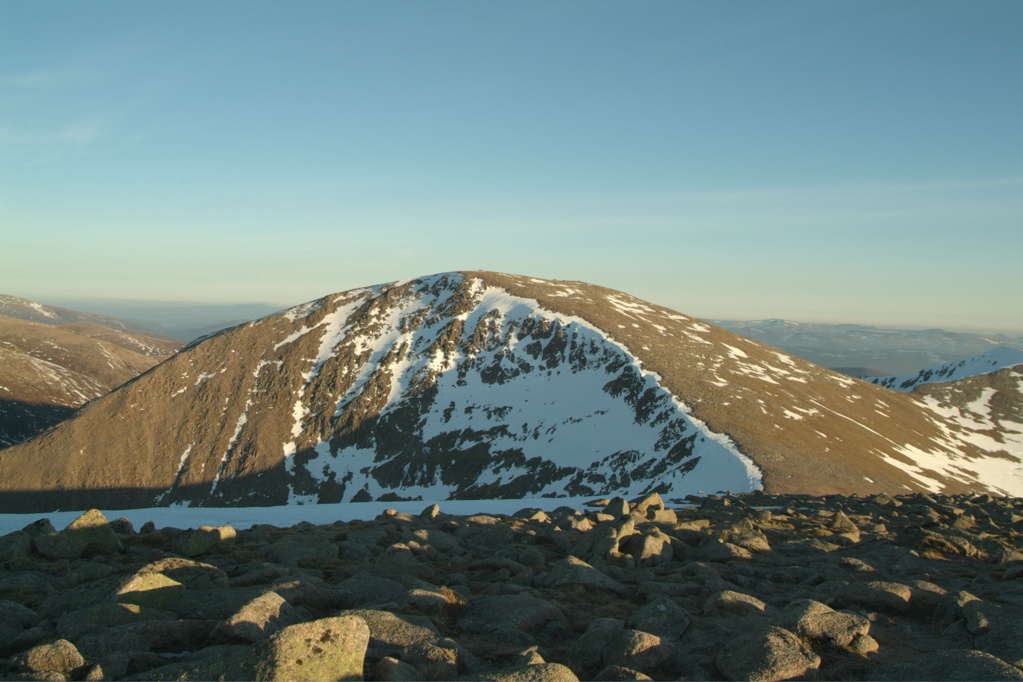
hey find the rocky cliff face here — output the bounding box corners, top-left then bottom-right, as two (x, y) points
(0, 273), (1017, 512)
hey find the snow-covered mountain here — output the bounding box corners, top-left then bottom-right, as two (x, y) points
(0, 273), (1019, 513)
(868, 348), (1023, 392)
(714, 318), (1023, 376)
(911, 364), (1023, 496)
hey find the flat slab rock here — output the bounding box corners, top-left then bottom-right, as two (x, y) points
(1, 492), (1022, 681)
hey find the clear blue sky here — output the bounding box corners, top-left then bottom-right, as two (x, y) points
(2, 1), (1021, 332)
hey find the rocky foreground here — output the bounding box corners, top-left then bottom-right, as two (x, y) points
(1, 492), (1022, 681)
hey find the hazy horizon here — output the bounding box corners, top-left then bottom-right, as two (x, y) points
(9, 287), (1023, 338)
(3, 2), (1021, 333)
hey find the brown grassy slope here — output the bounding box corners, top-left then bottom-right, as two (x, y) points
(0, 315), (183, 450)
(0, 315), (182, 408)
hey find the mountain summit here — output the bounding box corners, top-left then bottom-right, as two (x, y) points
(0, 272), (1017, 512)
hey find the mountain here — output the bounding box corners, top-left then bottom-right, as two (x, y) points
(0, 305), (183, 447)
(867, 347), (1023, 392)
(713, 318), (1023, 376)
(0, 272), (1018, 513)
(911, 364), (1023, 494)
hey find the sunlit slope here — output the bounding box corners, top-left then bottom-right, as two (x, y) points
(0, 313), (182, 447)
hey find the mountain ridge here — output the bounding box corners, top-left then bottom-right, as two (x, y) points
(868, 347), (1023, 392)
(0, 272), (1017, 512)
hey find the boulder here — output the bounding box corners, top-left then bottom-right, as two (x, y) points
(703, 589), (767, 616)
(253, 616), (369, 682)
(58, 602), (176, 641)
(716, 625), (821, 682)
(213, 591), (304, 643)
(9, 639), (86, 677)
(535, 556), (632, 596)
(474, 663), (580, 681)
(627, 596), (691, 641)
(457, 594), (565, 635)
(870, 649), (1023, 681)
(115, 572), (185, 609)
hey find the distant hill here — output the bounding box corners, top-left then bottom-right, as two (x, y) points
(713, 318), (1023, 376)
(0, 300), (183, 447)
(866, 347), (1023, 392)
(2, 272), (1020, 514)
(0, 294), (163, 335)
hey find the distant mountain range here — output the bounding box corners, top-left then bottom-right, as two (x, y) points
(0, 296), (183, 447)
(712, 318), (1023, 376)
(35, 298), (285, 342)
(1, 272), (1019, 514)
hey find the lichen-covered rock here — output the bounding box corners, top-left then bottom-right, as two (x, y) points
(73, 619), (216, 659)
(64, 509), (124, 555)
(456, 594), (565, 635)
(9, 639), (86, 677)
(336, 609), (439, 661)
(564, 618), (625, 676)
(115, 571), (185, 609)
(57, 602), (176, 641)
(373, 656), (425, 681)
(716, 625), (821, 682)
(265, 541), (338, 568)
(474, 663), (580, 681)
(783, 599), (871, 647)
(213, 591), (303, 643)
(170, 529), (218, 557)
(334, 572), (405, 607)
(535, 556), (632, 595)
(0, 573), (56, 608)
(869, 649), (1023, 681)
(121, 644), (255, 681)
(703, 589), (767, 616)
(605, 629), (674, 674)
(618, 531), (673, 566)
(627, 596), (691, 641)
(592, 665), (653, 681)
(0, 600), (41, 629)
(254, 616), (369, 682)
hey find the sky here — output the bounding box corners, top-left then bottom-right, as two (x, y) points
(1, 1), (1021, 333)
